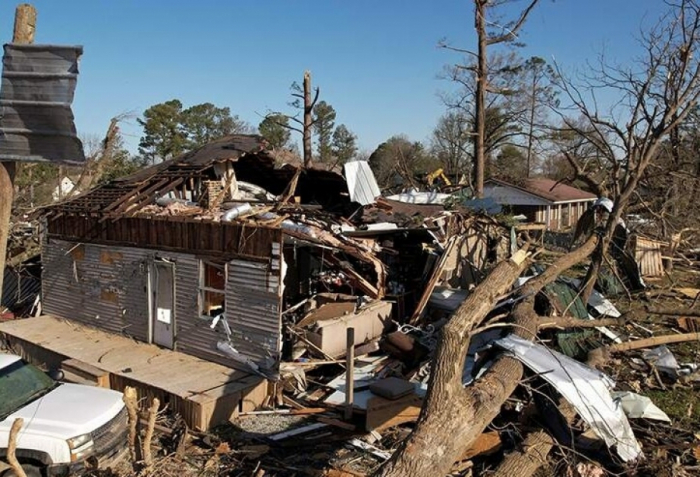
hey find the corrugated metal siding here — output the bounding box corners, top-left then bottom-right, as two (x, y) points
(42, 239), (151, 340)
(42, 239), (283, 373)
(2, 266), (41, 310)
(170, 255), (228, 364)
(118, 250), (150, 342)
(0, 44), (85, 163)
(634, 237), (665, 277)
(226, 253), (282, 374)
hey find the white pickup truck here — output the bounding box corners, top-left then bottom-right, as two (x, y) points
(0, 354), (128, 477)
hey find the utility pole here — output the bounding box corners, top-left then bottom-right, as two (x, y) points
(0, 4), (36, 305)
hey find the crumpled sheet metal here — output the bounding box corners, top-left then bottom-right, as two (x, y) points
(642, 345), (680, 377)
(496, 334), (642, 462)
(611, 391), (671, 422)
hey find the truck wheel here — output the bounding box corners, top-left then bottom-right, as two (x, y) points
(2, 465), (42, 477)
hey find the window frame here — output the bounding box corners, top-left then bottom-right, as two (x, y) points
(198, 260), (227, 319)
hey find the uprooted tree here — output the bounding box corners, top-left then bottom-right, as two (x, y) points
(373, 1), (700, 475)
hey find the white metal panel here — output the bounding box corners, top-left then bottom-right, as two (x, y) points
(344, 160), (380, 205)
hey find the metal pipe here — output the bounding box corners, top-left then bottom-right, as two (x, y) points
(222, 202), (252, 221)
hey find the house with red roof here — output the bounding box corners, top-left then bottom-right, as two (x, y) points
(484, 178), (598, 231)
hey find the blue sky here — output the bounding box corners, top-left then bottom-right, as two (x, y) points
(0, 1), (669, 155)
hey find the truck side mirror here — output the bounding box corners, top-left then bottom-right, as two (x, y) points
(47, 368), (64, 381)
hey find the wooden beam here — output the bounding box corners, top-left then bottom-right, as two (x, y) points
(323, 253), (380, 299)
(107, 178), (172, 216)
(122, 177), (185, 217)
(409, 235), (458, 325)
(102, 180), (166, 214)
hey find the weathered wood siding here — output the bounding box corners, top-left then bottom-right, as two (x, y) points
(46, 215), (281, 260)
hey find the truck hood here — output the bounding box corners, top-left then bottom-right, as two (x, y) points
(0, 383), (125, 440)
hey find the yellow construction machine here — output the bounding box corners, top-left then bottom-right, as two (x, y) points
(425, 168), (452, 187)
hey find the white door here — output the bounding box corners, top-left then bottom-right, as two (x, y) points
(151, 260), (175, 349)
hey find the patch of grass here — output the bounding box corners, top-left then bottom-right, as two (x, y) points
(646, 386), (700, 427)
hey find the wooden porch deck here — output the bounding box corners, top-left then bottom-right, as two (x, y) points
(0, 315), (267, 431)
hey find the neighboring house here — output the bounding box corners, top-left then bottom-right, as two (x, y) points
(484, 178), (597, 231)
(52, 176), (76, 202)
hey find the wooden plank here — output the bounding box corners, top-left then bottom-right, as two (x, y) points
(323, 253), (379, 299)
(112, 178), (170, 214)
(102, 179), (166, 214)
(409, 235), (459, 324)
(62, 357), (111, 388)
(121, 177), (186, 217)
(365, 393), (422, 432)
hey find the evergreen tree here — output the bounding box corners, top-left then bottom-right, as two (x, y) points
(331, 124), (357, 164)
(313, 101), (336, 162)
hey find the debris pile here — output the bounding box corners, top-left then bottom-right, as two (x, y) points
(23, 136), (700, 475)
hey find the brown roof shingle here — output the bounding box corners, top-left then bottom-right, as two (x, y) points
(487, 178), (597, 203)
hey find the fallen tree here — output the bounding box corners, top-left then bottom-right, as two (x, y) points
(374, 234), (600, 477)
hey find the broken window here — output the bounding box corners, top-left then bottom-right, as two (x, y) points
(199, 260), (226, 317)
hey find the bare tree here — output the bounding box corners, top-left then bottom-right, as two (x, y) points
(518, 56), (558, 176)
(556, 0), (700, 300)
(431, 111), (471, 182)
(441, 52), (527, 184)
(473, 0), (540, 196)
(440, 1), (540, 196)
(264, 71), (320, 167)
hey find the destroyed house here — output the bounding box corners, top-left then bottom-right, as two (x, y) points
(39, 135), (388, 378)
(484, 178), (597, 231)
(38, 134), (515, 391)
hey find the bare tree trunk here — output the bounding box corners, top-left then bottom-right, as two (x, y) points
(492, 414), (571, 477)
(0, 4), (37, 305)
(474, 0), (487, 198)
(472, 0), (539, 195)
(525, 71), (537, 177)
(303, 71), (313, 168)
(374, 249), (531, 477)
(0, 162), (16, 305)
(13, 4), (36, 43)
(581, 171), (642, 303)
(580, 241), (604, 304)
(123, 386), (139, 464)
(70, 117), (120, 195)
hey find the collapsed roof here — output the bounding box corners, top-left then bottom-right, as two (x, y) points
(45, 135), (353, 218)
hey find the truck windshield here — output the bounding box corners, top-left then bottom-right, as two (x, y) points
(0, 360), (56, 419)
